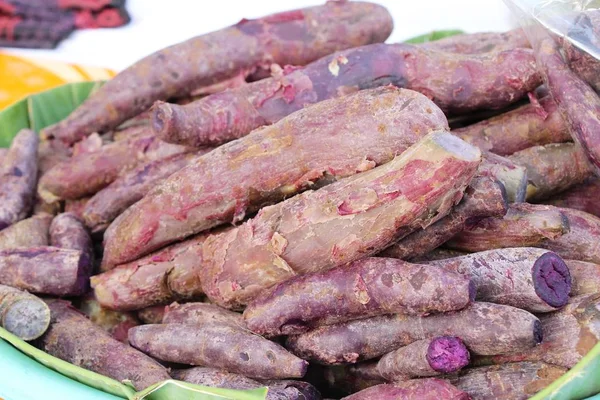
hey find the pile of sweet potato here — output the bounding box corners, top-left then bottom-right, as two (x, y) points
(2, 2), (600, 399)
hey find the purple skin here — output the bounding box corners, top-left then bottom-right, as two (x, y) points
(427, 336), (470, 373)
(532, 252), (572, 308)
(50, 213), (94, 262)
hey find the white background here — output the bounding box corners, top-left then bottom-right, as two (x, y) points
(5, 0), (517, 71)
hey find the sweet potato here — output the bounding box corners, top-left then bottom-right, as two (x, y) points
(128, 323), (308, 379)
(508, 143), (594, 201)
(64, 197), (91, 219)
(0, 247), (90, 296)
(536, 37), (600, 173)
(102, 87), (451, 268)
(411, 248), (469, 262)
(446, 203), (569, 252)
(137, 305), (165, 324)
(421, 28), (529, 54)
(474, 294), (600, 369)
(38, 129), (191, 202)
(539, 208), (600, 264)
(450, 362), (566, 400)
(477, 152), (527, 203)
(428, 248), (571, 312)
(41, 1), (393, 144)
(544, 177), (600, 218)
(0, 284), (50, 341)
(91, 233), (207, 310)
(341, 379), (470, 400)
(163, 302), (244, 327)
(37, 300), (169, 391)
(0, 214), (52, 250)
(285, 302), (541, 364)
(50, 213), (93, 261)
(454, 95), (571, 155)
(172, 368), (321, 400)
(154, 44), (541, 147)
(243, 257), (474, 336)
(0, 129), (38, 230)
(201, 132), (481, 309)
(82, 151), (202, 233)
(377, 337), (470, 381)
(565, 260), (600, 296)
(560, 11), (600, 92)
(380, 177), (507, 260)
(77, 294), (140, 342)
(37, 139), (70, 176)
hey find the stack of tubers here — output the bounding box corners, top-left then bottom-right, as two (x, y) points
(1, 2), (600, 399)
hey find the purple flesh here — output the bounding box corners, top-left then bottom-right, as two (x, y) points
(532, 252), (571, 308)
(426, 336), (470, 373)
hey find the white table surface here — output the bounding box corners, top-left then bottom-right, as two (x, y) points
(5, 0), (516, 71)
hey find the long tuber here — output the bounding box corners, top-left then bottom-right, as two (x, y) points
(50, 213), (93, 262)
(477, 152), (527, 203)
(0, 284), (50, 341)
(565, 260), (600, 296)
(421, 28), (529, 54)
(544, 177), (600, 218)
(163, 302), (244, 327)
(341, 378), (470, 400)
(0, 214), (52, 251)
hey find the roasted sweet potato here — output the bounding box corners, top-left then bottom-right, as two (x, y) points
(421, 28), (529, 54)
(477, 152), (527, 203)
(544, 177), (600, 218)
(341, 379), (470, 400)
(565, 260), (600, 296)
(0, 214), (52, 251)
(50, 213), (93, 262)
(0, 284), (50, 341)
(163, 302), (244, 327)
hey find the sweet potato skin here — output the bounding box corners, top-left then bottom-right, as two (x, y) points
(155, 43), (541, 147)
(565, 260), (600, 296)
(0, 214), (52, 251)
(243, 257), (474, 336)
(341, 379), (470, 400)
(544, 177), (600, 218)
(428, 248), (571, 312)
(201, 132), (481, 309)
(454, 95), (571, 156)
(421, 28), (529, 54)
(0, 129), (38, 230)
(539, 208), (600, 264)
(50, 213), (93, 261)
(41, 1), (393, 144)
(37, 300), (169, 391)
(82, 151), (202, 233)
(0, 284), (50, 341)
(509, 143), (594, 201)
(285, 302), (541, 364)
(380, 177), (507, 260)
(447, 203), (569, 252)
(38, 130), (192, 202)
(163, 302), (244, 327)
(128, 323), (308, 379)
(91, 233), (207, 310)
(0, 247), (91, 296)
(450, 362), (566, 400)
(102, 87), (450, 268)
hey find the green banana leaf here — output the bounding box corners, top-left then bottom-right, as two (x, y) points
(404, 29), (465, 44)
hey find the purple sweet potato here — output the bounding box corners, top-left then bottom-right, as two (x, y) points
(91, 233), (207, 310)
(137, 306), (166, 324)
(536, 37), (600, 173)
(37, 139), (70, 176)
(102, 87), (451, 268)
(377, 337), (470, 381)
(421, 28), (529, 54)
(0, 284), (50, 341)
(380, 177), (507, 260)
(477, 152), (527, 203)
(0, 213), (52, 250)
(0, 247), (90, 296)
(77, 294), (140, 342)
(544, 177), (600, 218)
(128, 323), (308, 379)
(446, 203), (569, 252)
(41, 1), (393, 144)
(64, 197), (91, 219)
(427, 248), (571, 312)
(565, 260), (600, 296)
(200, 132), (481, 309)
(0, 129), (39, 230)
(285, 302), (542, 364)
(474, 294), (600, 369)
(539, 208), (600, 264)
(508, 143), (594, 201)
(154, 43), (541, 147)
(243, 257), (474, 336)
(454, 95), (571, 156)
(342, 378), (470, 400)
(50, 213), (93, 262)
(163, 302), (244, 327)
(560, 11), (600, 92)
(37, 300), (169, 391)
(38, 129), (192, 202)
(82, 151), (203, 233)
(450, 362), (566, 400)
